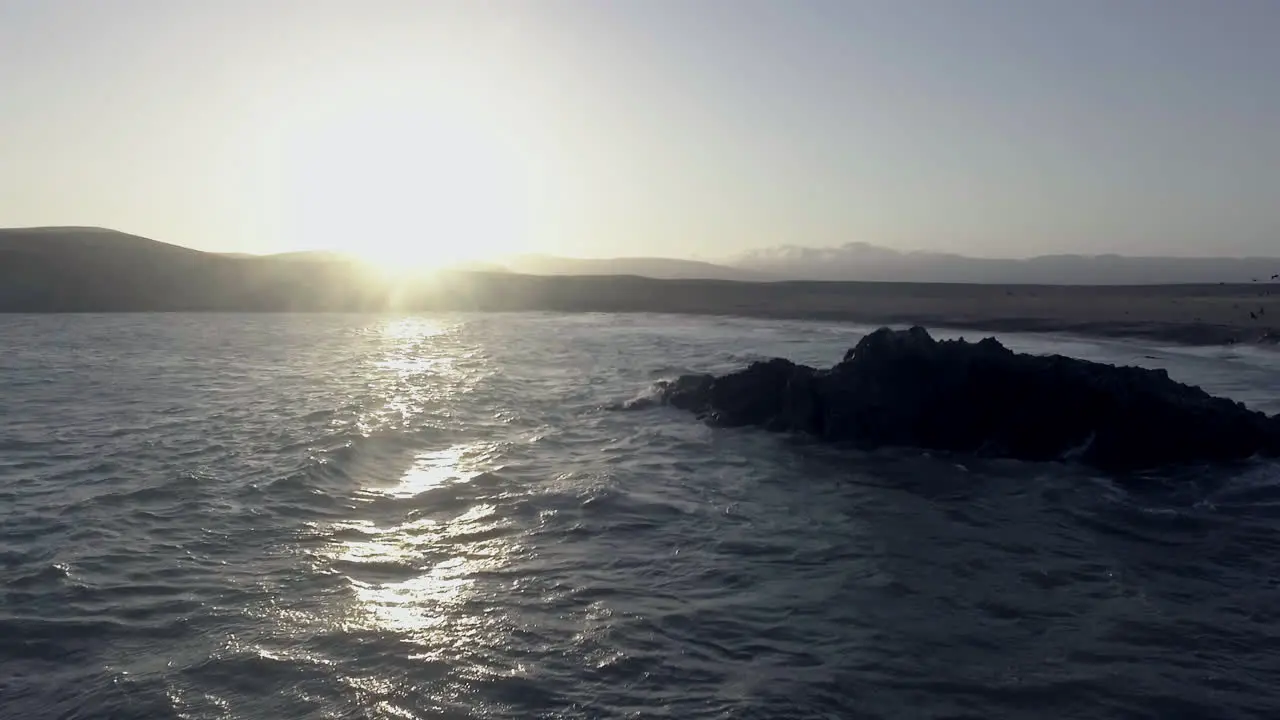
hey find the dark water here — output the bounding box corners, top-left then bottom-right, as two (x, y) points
(4, 313), (1280, 719)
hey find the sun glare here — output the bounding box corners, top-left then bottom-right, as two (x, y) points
(282, 106), (528, 272)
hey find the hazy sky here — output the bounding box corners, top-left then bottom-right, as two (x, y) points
(2, 1), (1278, 261)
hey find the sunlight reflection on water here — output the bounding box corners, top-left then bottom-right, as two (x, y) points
(319, 319), (517, 662)
(372, 445), (480, 499)
(7, 313), (1280, 719)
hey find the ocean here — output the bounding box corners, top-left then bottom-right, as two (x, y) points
(3, 312), (1280, 719)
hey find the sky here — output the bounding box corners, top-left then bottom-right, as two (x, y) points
(1, 0), (1278, 262)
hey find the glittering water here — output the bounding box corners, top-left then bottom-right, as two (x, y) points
(4, 313), (1280, 720)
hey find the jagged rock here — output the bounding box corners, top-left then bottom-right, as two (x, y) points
(658, 326), (1280, 471)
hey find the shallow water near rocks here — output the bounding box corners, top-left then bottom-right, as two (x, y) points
(3, 312), (1280, 719)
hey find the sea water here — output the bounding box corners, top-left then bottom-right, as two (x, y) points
(3, 312), (1280, 719)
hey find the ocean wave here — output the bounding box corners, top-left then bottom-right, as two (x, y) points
(6, 313), (1280, 718)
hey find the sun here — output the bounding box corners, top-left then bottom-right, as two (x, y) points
(281, 107), (528, 272)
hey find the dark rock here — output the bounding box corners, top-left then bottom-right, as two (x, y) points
(657, 326), (1280, 471)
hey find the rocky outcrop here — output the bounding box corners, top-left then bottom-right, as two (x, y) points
(659, 326), (1280, 471)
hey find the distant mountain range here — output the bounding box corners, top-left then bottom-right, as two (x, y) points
(478, 242), (1280, 285)
(218, 250), (762, 280)
(496, 254), (772, 281)
(210, 242), (1280, 285)
(728, 242), (1280, 285)
(4, 227), (1278, 292)
(5, 227), (1280, 346)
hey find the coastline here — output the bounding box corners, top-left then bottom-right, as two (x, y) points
(670, 311), (1269, 347)
(424, 274), (1280, 348)
(4, 269), (1279, 347)
(748, 312), (1269, 347)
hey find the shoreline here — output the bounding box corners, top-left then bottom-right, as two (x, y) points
(4, 306), (1276, 348)
(674, 311), (1275, 347)
(5, 270), (1279, 347)
(799, 314), (1270, 347)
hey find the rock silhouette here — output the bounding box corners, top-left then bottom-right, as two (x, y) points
(659, 327), (1280, 471)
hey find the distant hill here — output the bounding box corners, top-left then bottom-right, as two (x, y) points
(1, 226), (209, 259)
(732, 242), (1280, 285)
(220, 250), (508, 273)
(500, 254), (766, 281)
(15, 229), (1272, 286)
(215, 250), (361, 262)
(3, 226), (1278, 315)
(5, 226), (1280, 345)
(0, 227), (388, 312)
(259, 250), (361, 263)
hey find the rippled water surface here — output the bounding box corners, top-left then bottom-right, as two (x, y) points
(4, 313), (1280, 719)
